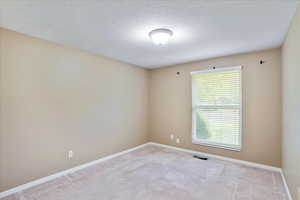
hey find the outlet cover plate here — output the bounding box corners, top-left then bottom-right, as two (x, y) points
(170, 134), (174, 140)
(68, 150), (73, 158)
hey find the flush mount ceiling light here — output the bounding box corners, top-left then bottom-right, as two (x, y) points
(149, 28), (173, 45)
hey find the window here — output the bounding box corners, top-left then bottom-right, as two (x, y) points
(191, 66), (242, 151)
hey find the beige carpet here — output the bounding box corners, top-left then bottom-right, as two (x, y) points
(2, 145), (287, 200)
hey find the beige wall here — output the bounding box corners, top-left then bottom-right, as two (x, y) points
(0, 26), (285, 193)
(282, 5), (300, 200)
(149, 49), (282, 167)
(0, 28), (149, 192)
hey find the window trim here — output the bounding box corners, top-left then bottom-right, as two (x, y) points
(191, 66), (243, 152)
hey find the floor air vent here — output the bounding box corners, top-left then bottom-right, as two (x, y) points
(193, 155), (208, 160)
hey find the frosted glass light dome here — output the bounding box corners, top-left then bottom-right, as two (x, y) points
(149, 28), (173, 45)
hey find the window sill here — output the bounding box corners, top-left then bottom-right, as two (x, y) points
(192, 139), (241, 152)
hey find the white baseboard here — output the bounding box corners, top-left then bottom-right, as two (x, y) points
(0, 143), (148, 199)
(280, 169), (293, 200)
(0, 142), (289, 199)
(148, 142), (281, 172)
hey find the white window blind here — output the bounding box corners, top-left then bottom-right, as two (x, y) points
(191, 66), (242, 151)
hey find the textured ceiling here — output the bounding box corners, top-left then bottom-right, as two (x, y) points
(0, 0), (298, 68)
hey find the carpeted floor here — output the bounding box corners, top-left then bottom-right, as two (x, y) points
(2, 145), (287, 200)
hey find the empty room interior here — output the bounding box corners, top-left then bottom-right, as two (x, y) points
(0, 1), (300, 200)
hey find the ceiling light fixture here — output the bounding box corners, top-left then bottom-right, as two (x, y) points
(149, 28), (173, 45)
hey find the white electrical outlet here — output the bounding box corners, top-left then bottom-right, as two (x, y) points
(176, 138), (180, 144)
(170, 134), (174, 140)
(68, 150), (73, 159)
